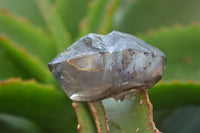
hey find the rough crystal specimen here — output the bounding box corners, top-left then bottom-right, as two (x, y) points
(48, 31), (166, 101)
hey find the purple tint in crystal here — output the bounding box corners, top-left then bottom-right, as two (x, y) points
(48, 31), (166, 101)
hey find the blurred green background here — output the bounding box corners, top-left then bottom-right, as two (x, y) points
(0, 0), (200, 133)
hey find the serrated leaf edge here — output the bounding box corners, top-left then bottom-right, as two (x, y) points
(0, 77), (53, 89)
(137, 22), (200, 37)
(0, 35), (51, 82)
(89, 101), (109, 133)
(142, 89), (161, 133)
(0, 8), (50, 39)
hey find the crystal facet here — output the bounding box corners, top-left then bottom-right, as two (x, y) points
(48, 31), (166, 101)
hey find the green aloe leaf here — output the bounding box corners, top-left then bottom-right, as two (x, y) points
(0, 1), (199, 133)
(56, 0), (91, 39)
(0, 0), (47, 30)
(0, 9), (55, 64)
(136, 25), (200, 132)
(138, 25), (200, 81)
(36, 0), (72, 53)
(0, 113), (42, 133)
(0, 78), (77, 133)
(102, 90), (160, 133)
(0, 36), (50, 82)
(80, 0), (120, 35)
(89, 101), (109, 133)
(0, 41), (28, 80)
(150, 82), (200, 132)
(158, 106), (200, 133)
(115, 0), (200, 34)
(73, 101), (96, 133)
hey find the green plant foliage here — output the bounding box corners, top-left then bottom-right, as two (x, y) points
(0, 9), (55, 64)
(0, 0), (199, 133)
(139, 25), (200, 82)
(0, 0), (47, 30)
(89, 102), (109, 133)
(0, 36), (51, 82)
(56, 0), (91, 39)
(103, 90), (159, 133)
(0, 42), (28, 80)
(80, 0), (120, 35)
(150, 82), (200, 132)
(115, 0), (200, 34)
(158, 106), (200, 133)
(0, 113), (42, 133)
(73, 102), (96, 133)
(0, 79), (77, 133)
(36, 0), (72, 53)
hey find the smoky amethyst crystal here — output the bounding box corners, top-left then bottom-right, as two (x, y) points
(48, 31), (166, 101)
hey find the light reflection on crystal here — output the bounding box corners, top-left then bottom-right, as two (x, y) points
(48, 31), (166, 101)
